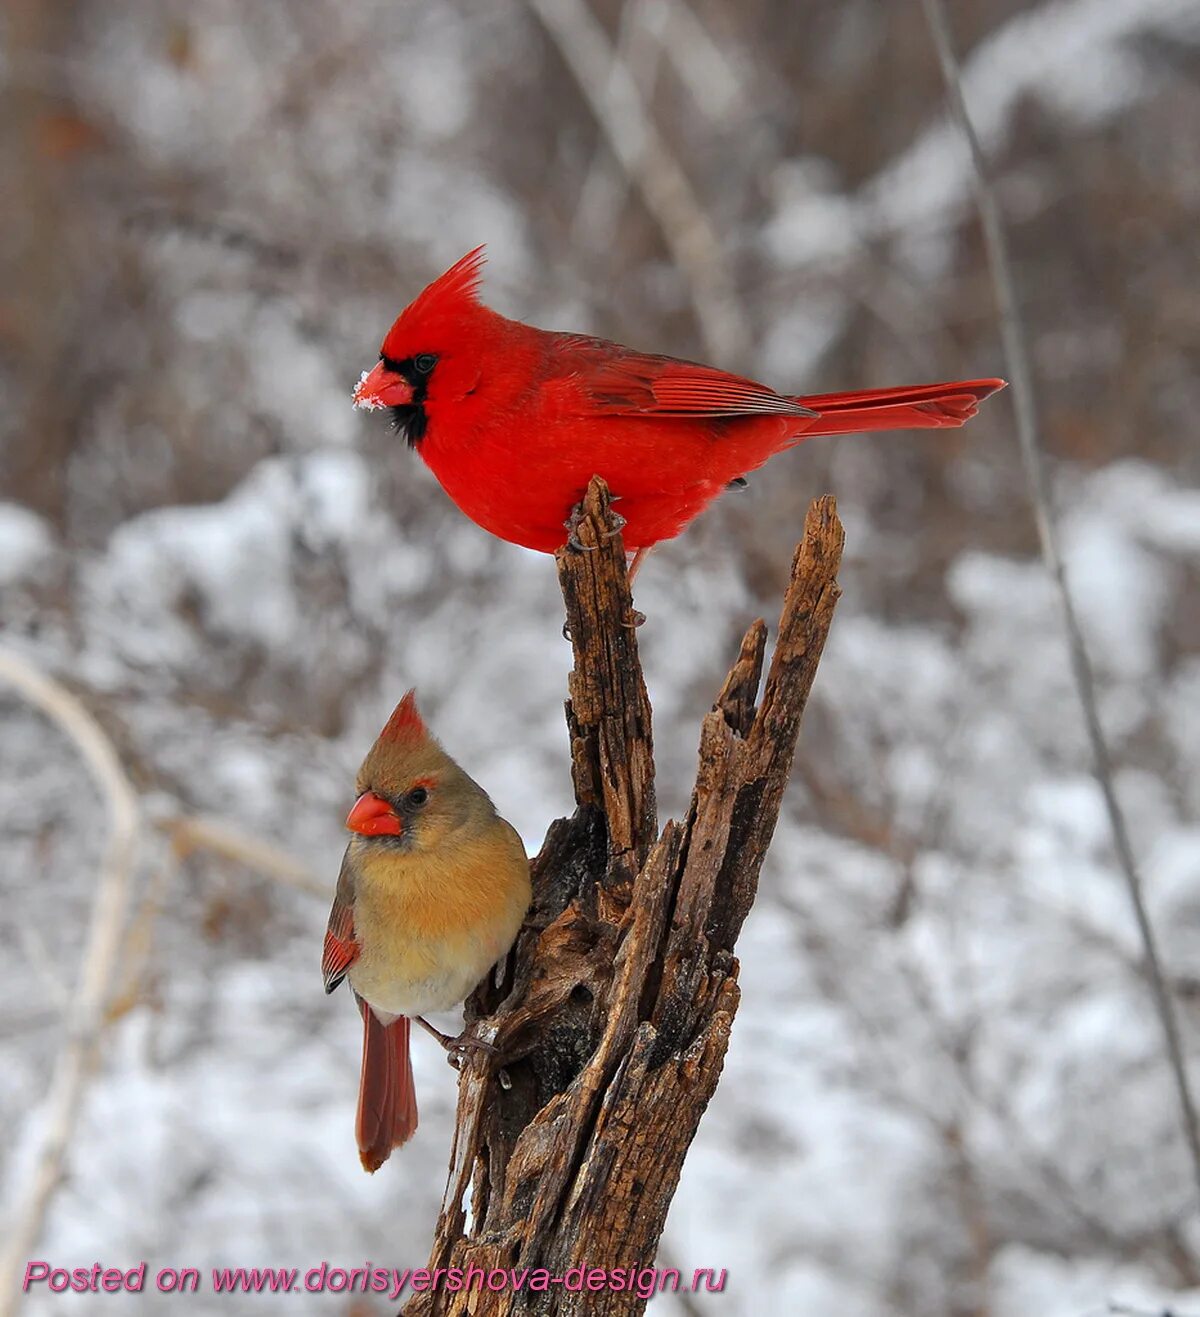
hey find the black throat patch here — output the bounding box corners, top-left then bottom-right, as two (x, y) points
(382, 354), (433, 449)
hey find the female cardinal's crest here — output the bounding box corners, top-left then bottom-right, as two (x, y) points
(379, 690), (427, 747)
(403, 246), (486, 327)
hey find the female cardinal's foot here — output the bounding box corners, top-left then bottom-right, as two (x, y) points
(416, 1016), (496, 1070)
(564, 500), (626, 552)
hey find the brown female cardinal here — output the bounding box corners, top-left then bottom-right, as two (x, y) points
(353, 246), (1005, 573)
(322, 691), (530, 1172)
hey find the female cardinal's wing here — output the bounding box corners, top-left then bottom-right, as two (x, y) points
(322, 854), (360, 994)
(549, 335), (817, 419)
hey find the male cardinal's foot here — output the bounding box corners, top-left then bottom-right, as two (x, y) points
(416, 1016), (496, 1069)
(564, 501), (626, 552)
(627, 546), (653, 584)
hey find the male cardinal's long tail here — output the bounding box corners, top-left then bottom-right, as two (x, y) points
(356, 999), (418, 1172)
(797, 379), (1006, 436)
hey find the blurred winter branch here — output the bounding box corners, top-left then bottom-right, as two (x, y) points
(921, 0), (1200, 1205)
(568, 0), (668, 253)
(526, 0), (749, 364)
(156, 813), (329, 899)
(0, 646), (330, 1315)
(568, 0), (750, 257)
(0, 647), (141, 1317)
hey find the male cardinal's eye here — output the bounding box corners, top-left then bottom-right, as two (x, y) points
(406, 786), (429, 808)
(413, 353), (437, 374)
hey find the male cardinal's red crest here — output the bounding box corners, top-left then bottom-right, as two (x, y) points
(354, 247), (1005, 567)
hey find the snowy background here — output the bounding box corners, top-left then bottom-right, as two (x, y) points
(2, 0), (1200, 1313)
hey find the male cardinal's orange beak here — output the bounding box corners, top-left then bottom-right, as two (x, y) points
(346, 791), (403, 836)
(353, 363), (414, 411)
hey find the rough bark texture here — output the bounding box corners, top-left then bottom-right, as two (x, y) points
(404, 480), (844, 1316)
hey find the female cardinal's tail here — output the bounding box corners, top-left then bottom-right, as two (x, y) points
(796, 378), (1006, 436)
(356, 998), (418, 1172)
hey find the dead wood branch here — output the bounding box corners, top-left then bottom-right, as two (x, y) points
(405, 479), (843, 1316)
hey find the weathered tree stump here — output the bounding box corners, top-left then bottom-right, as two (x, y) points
(404, 479), (844, 1316)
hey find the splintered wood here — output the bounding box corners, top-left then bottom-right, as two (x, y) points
(405, 479), (844, 1317)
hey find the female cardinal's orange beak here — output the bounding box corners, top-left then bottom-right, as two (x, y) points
(346, 791), (402, 836)
(353, 363), (414, 411)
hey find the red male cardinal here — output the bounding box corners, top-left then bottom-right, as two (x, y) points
(353, 246), (1005, 570)
(322, 691), (530, 1172)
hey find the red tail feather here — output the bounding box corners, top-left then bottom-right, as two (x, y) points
(356, 1001), (418, 1172)
(797, 378), (1006, 436)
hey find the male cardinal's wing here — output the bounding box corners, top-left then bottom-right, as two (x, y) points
(549, 335), (817, 420)
(322, 855), (360, 994)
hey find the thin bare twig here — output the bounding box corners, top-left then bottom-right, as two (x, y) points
(0, 648), (141, 1317)
(656, 0), (749, 126)
(16, 924), (71, 1011)
(0, 653), (331, 1312)
(156, 812), (329, 898)
(919, 0), (1200, 1204)
(525, 0), (749, 364)
(569, 0), (669, 252)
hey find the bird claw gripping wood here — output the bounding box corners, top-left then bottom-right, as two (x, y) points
(416, 1015), (497, 1070)
(416, 1015), (511, 1088)
(564, 500), (626, 552)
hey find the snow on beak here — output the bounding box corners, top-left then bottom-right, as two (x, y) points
(352, 362), (415, 411)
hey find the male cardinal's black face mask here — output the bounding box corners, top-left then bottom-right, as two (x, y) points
(355, 352), (438, 448)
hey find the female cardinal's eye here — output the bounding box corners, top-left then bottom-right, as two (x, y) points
(406, 786), (429, 808)
(413, 353), (437, 374)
